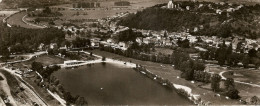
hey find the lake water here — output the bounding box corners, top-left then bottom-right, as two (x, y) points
(53, 63), (192, 105)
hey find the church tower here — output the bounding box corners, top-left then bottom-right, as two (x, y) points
(167, 0), (174, 9)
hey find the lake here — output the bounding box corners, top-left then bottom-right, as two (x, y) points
(53, 63), (192, 105)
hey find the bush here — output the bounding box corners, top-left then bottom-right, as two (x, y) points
(0, 75), (4, 80)
(226, 87), (240, 99)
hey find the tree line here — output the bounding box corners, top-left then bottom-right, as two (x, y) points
(199, 41), (260, 68)
(0, 23), (65, 61)
(31, 62), (88, 105)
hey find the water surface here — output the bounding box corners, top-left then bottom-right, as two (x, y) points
(53, 63), (192, 105)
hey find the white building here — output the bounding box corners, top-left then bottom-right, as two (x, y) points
(167, 0), (174, 9)
(216, 9), (222, 14)
(50, 43), (58, 49)
(64, 60), (84, 66)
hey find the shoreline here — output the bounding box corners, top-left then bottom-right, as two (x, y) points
(84, 50), (244, 105)
(133, 66), (201, 105)
(79, 51), (199, 105)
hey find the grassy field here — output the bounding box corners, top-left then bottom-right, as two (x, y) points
(13, 55), (65, 68)
(223, 69), (260, 85)
(152, 48), (174, 55)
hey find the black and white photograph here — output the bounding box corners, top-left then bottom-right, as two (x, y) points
(0, 0), (260, 105)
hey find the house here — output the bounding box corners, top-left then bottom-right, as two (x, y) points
(50, 43), (58, 49)
(136, 37), (143, 45)
(91, 41), (99, 47)
(119, 42), (126, 48)
(167, 0), (174, 9)
(59, 45), (68, 51)
(38, 43), (45, 50)
(227, 8), (235, 12)
(164, 39), (172, 46)
(64, 60), (84, 66)
(198, 4), (204, 8)
(186, 6), (190, 10)
(187, 36), (198, 43)
(19, 8), (29, 11)
(107, 38), (115, 43)
(143, 38), (150, 44)
(216, 9), (222, 14)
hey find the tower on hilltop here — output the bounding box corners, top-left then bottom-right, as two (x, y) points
(167, 0), (174, 9)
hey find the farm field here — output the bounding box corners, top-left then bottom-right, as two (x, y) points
(38, 0), (169, 26)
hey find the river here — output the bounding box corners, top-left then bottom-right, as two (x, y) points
(53, 63), (192, 105)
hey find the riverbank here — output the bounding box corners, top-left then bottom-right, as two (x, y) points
(77, 51), (201, 104)
(134, 66), (201, 104)
(57, 51), (197, 104)
(86, 49), (242, 105)
(54, 62), (193, 105)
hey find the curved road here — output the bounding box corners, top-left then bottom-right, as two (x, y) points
(219, 71), (260, 88)
(7, 11), (40, 29)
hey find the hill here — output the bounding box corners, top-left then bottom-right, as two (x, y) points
(118, 1), (260, 39)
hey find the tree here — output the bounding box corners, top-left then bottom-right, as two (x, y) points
(250, 96), (260, 105)
(102, 56), (106, 61)
(242, 55), (250, 68)
(67, 30), (72, 36)
(43, 7), (51, 14)
(64, 92), (74, 104)
(90, 52), (93, 56)
(216, 47), (227, 66)
(226, 87), (240, 99)
(211, 74), (221, 92)
(75, 97), (88, 105)
(177, 38), (190, 48)
(0, 47), (10, 62)
(224, 78), (234, 90)
(163, 31), (168, 37)
(236, 42), (243, 52)
(184, 68), (194, 80)
(47, 49), (54, 55)
(31, 62), (43, 72)
(48, 21), (55, 25)
(248, 49), (257, 57)
(54, 79), (60, 86)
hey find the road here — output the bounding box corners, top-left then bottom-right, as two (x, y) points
(6, 11), (39, 29)
(219, 71), (260, 88)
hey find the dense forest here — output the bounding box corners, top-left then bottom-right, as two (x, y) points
(118, 2), (260, 39)
(0, 23), (65, 56)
